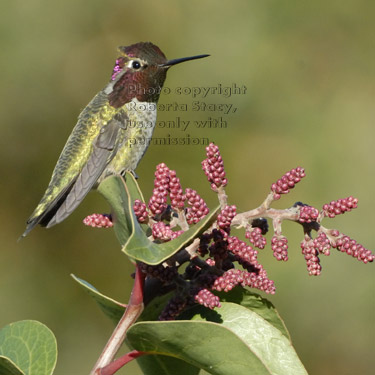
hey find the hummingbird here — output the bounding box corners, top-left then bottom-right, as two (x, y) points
(21, 42), (209, 238)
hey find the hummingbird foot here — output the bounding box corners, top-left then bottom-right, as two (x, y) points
(124, 169), (138, 179)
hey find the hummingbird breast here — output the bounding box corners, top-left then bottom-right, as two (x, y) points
(100, 98), (157, 179)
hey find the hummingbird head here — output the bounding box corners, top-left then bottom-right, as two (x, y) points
(107, 42), (209, 108)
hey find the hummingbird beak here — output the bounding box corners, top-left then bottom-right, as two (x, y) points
(160, 54), (210, 67)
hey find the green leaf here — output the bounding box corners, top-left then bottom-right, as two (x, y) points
(127, 320), (265, 375)
(71, 274), (125, 324)
(71, 273), (177, 325)
(98, 173), (149, 247)
(0, 321), (57, 375)
(98, 175), (133, 246)
(0, 356), (24, 375)
(195, 302), (306, 374)
(124, 204), (219, 265)
(123, 172), (150, 234)
(123, 171), (145, 206)
(217, 287), (291, 341)
(179, 289), (290, 341)
(137, 355), (200, 375)
(127, 302), (308, 375)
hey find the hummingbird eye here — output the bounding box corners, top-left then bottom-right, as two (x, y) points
(131, 60), (141, 70)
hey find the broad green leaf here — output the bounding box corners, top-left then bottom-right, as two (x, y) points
(98, 175), (132, 246)
(123, 171), (145, 206)
(127, 303), (308, 375)
(71, 273), (177, 324)
(123, 172), (150, 235)
(137, 354), (200, 375)
(0, 356), (24, 375)
(124, 204), (219, 265)
(180, 288), (290, 341)
(0, 321), (57, 375)
(97, 173), (148, 246)
(192, 303), (306, 374)
(217, 288), (291, 340)
(127, 320), (267, 375)
(71, 274), (125, 324)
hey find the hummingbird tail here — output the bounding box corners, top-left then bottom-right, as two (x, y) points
(20, 220), (39, 239)
(19, 184), (75, 239)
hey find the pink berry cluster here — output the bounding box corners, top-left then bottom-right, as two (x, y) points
(271, 235), (289, 261)
(298, 205), (319, 224)
(212, 268), (275, 294)
(322, 196), (358, 218)
(246, 227), (267, 249)
(194, 289), (221, 309)
(148, 163), (170, 215)
(201, 143), (228, 191)
(205, 258), (216, 267)
(271, 167), (305, 200)
(152, 222), (183, 241)
(137, 164), (211, 229)
(136, 164), (212, 248)
(185, 188), (209, 225)
(83, 214), (113, 228)
(301, 239), (322, 276)
(169, 170), (185, 210)
(312, 232), (331, 255)
(217, 205), (237, 231)
(227, 236), (259, 269)
(133, 199), (148, 223)
(333, 235), (374, 263)
(298, 229), (374, 272)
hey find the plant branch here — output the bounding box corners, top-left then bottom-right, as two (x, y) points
(90, 264), (145, 375)
(99, 350), (147, 375)
(232, 193), (299, 229)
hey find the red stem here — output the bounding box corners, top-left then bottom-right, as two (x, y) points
(100, 350), (147, 375)
(90, 264), (146, 375)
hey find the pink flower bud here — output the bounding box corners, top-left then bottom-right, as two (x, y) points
(83, 214), (113, 228)
(271, 167), (305, 199)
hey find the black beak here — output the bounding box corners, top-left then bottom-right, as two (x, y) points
(160, 54), (210, 67)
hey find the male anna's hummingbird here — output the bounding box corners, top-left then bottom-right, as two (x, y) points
(22, 42), (208, 237)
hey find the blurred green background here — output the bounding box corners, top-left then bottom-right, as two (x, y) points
(1, 0), (374, 374)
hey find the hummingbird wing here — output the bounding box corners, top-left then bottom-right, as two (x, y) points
(21, 107), (127, 238)
(45, 115), (124, 228)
